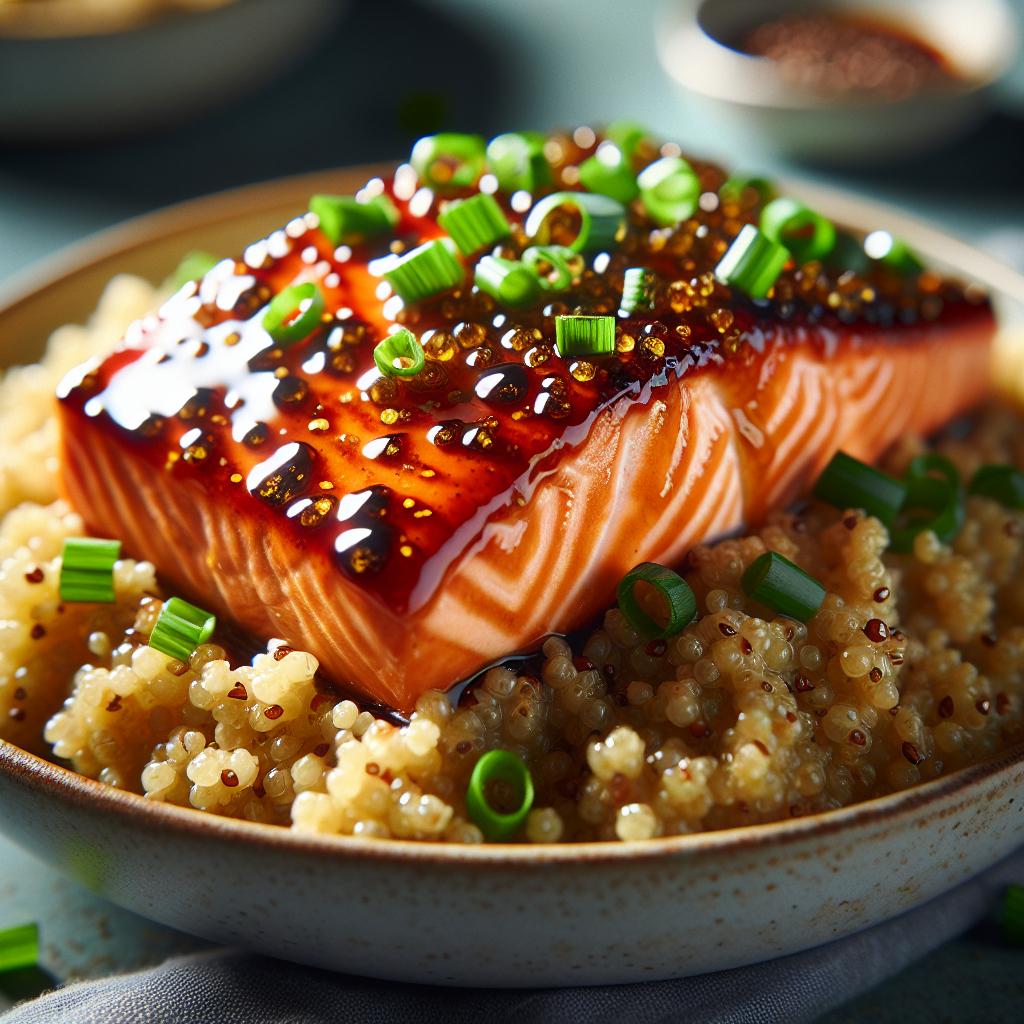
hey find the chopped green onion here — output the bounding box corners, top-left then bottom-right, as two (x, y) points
(60, 538), (121, 604)
(149, 597), (216, 663)
(620, 267), (657, 314)
(555, 314), (615, 358)
(410, 133), (486, 191)
(466, 749), (534, 841)
(742, 552), (825, 622)
(605, 120), (651, 160)
(382, 238), (464, 303)
(719, 175), (775, 204)
(520, 245), (582, 291)
(0, 923), (39, 974)
(373, 328), (425, 378)
(864, 230), (923, 274)
(889, 474), (964, 553)
(906, 454), (961, 494)
(263, 283), (325, 346)
(637, 156), (701, 226)
(437, 193), (510, 255)
(171, 251), (219, 290)
(486, 132), (551, 193)
(474, 256), (540, 307)
(828, 230), (872, 275)
(714, 224), (789, 299)
(813, 451), (907, 527)
(760, 198), (836, 262)
(524, 191), (625, 253)
(309, 194), (398, 245)
(578, 143), (640, 204)
(1001, 885), (1024, 946)
(969, 464), (1024, 508)
(617, 562), (697, 640)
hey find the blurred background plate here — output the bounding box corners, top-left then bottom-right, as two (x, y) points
(0, 0), (345, 140)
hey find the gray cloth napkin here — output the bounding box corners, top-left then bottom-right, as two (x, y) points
(1, 848), (1020, 1024)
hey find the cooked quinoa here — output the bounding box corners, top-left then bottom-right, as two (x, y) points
(2, 279), (1024, 843)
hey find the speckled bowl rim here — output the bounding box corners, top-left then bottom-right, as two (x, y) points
(2, 162), (1024, 867)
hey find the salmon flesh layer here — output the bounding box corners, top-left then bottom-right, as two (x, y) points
(57, 140), (996, 712)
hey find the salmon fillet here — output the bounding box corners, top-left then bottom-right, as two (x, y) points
(57, 136), (996, 712)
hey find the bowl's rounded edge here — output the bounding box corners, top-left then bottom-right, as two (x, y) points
(3, 737), (1023, 867)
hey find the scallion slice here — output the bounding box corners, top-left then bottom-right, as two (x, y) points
(474, 256), (540, 307)
(1001, 884), (1024, 946)
(616, 562), (697, 640)
(373, 328), (425, 378)
(620, 266), (657, 314)
(555, 314), (615, 358)
(889, 474), (964, 553)
(60, 538), (121, 604)
(486, 132), (551, 193)
(605, 120), (650, 160)
(524, 191), (625, 253)
(521, 245), (582, 291)
(864, 231), (923, 274)
(263, 283), (325, 346)
(466, 749), (534, 842)
(969, 464), (1024, 508)
(149, 597), (216, 663)
(637, 156), (701, 226)
(906, 453), (961, 494)
(760, 198), (836, 262)
(0, 923), (38, 974)
(719, 175), (775, 204)
(742, 551), (825, 622)
(382, 238), (464, 303)
(714, 224), (789, 299)
(309, 194), (398, 246)
(812, 451), (907, 527)
(437, 193), (510, 255)
(410, 133), (486, 191)
(171, 251), (219, 290)
(578, 143), (640, 204)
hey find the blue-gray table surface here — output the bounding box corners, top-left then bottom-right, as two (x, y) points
(1, 0), (1023, 1019)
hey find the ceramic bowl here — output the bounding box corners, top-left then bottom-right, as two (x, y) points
(656, 0), (1021, 163)
(0, 167), (1023, 987)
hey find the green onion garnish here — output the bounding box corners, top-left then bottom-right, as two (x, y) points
(171, 251), (219, 290)
(263, 283), (325, 346)
(520, 245), (581, 291)
(382, 238), (464, 303)
(742, 551), (825, 622)
(889, 474), (964, 553)
(719, 175), (775, 204)
(474, 256), (540, 307)
(617, 562), (697, 640)
(486, 132), (551, 193)
(578, 144), (640, 204)
(466, 749), (534, 842)
(906, 453), (961, 494)
(149, 597), (216, 663)
(1001, 885), (1024, 946)
(605, 120), (650, 160)
(620, 266), (657, 314)
(714, 224), (789, 299)
(864, 231), (923, 274)
(555, 314), (615, 358)
(524, 191), (625, 253)
(437, 193), (510, 255)
(410, 133), (486, 191)
(373, 328), (425, 378)
(969, 464), (1024, 508)
(760, 198), (836, 263)
(0, 923), (39, 974)
(637, 156), (701, 226)
(813, 451), (907, 527)
(309, 194), (398, 246)
(59, 538), (121, 604)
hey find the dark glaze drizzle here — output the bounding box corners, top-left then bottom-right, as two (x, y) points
(57, 128), (988, 615)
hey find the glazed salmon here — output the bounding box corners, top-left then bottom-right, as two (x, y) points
(56, 135), (996, 712)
